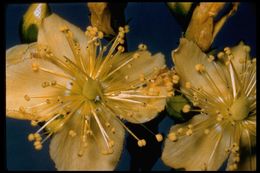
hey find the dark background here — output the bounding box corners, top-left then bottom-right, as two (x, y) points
(5, 3), (256, 171)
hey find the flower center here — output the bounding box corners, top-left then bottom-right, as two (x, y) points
(82, 78), (102, 101)
(230, 95), (250, 121)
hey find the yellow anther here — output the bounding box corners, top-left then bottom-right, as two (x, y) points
(217, 113), (223, 121)
(24, 94), (31, 101)
(228, 54), (234, 60)
(137, 140), (143, 147)
(41, 81), (50, 88)
(105, 122), (111, 128)
(34, 144), (43, 150)
(187, 124), (193, 129)
(204, 129), (210, 135)
(224, 47), (231, 55)
(30, 120), (38, 127)
(185, 82), (191, 89)
(208, 55), (215, 62)
(172, 75), (180, 84)
(119, 26), (124, 32)
(155, 133), (163, 142)
(195, 64), (205, 73)
(225, 60), (231, 66)
(141, 139), (146, 146)
(69, 130), (77, 137)
(228, 163), (238, 171)
(31, 63), (39, 72)
(111, 127), (116, 134)
(19, 106), (25, 113)
(97, 31), (104, 39)
(127, 64), (132, 68)
(177, 128), (183, 134)
(186, 129), (193, 136)
(125, 75), (129, 80)
(117, 45), (125, 52)
(92, 27), (98, 33)
(182, 104), (191, 113)
(217, 52), (225, 59)
(133, 53), (140, 59)
(33, 140), (41, 146)
(233, 156), (240, 163)
(119, 39), (125, 44)
(138, 44), (147, 51)
(28, 133), (35, 141)
(108, 140), (115, 148)
(168, 132), (177, 142)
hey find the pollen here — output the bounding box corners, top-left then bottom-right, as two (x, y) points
(27, 133), (35, 141)
(138, 43), (147, 51)
(137, 139), (146, 147)
(31, 63), (39, 72)
(68, 130), (77, 137)
(217, 51), (224, 59)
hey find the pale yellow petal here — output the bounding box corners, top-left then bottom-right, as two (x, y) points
(49, 110), (125, 170)
(38, 13), (88, 62)
(103, 51), (167, 123)
(103, 51), (165, 92)
(6, 44), (68, 120)
(162, 114), (233, 171)
(172, 38), (229, 97)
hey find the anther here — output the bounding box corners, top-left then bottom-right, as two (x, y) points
(172, 75), (180, 84)
(111, 127), (116, 134)
(168, 132), (177, 142)
(28, 133), (35, 141)
(125, 75), (129, 80)
(195, 64), (205, 73)
(24, 94), (31, 101)
(137, 139), (146, 147)
(69, 130), (77, 137)
(108, 140), (115, 148)
(182, 104), (191, 113)
(224, 47), (231, 55)
(19, 106), (25, 113)
(97, 31), (104, 39)
(105, 122), (111, 128)
(133, 53), (140, 59)
(177, 128), (183, 134)
(31, 63), (39, 72)
(217, 113), (224, 121)
(41, 81), (50, 88)
(155, 133), (163, 142)
(31, 120), (38, 126)
(187, 124), (193, 129)
(138, 44), (147, 51)
(208, 55), (215, 62)
(217, 52), (225, 59)
(186, 129), (193, 136)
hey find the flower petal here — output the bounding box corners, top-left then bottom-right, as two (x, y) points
(172, 38), (229, 96)
(49, 111), (125, 170)
(38, 14), (88, 62)
(162, 114), (233, 171)
(6, 44), (68, 120)
(104, 51), (165, 91)
(103, 51), (167, 123)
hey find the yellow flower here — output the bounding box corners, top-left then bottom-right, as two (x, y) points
(6, 14), (171, 170)
(162, 38), (256, 171)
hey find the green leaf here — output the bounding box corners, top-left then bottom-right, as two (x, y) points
(166, 95), (189, 121)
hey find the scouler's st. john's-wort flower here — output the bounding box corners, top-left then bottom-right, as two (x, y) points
(6, 14), (173, 170)
(162, 38), (256, 171)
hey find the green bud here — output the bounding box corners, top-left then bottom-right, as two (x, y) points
(20, 3), (51, 43)
(166, 95), (190, 121)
